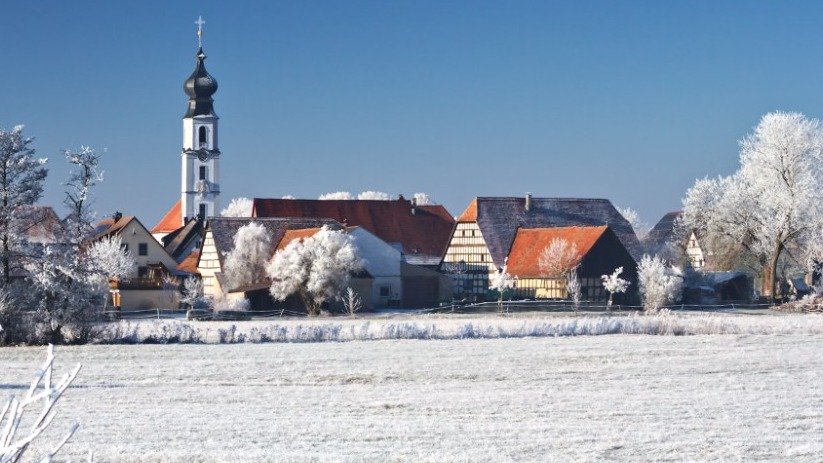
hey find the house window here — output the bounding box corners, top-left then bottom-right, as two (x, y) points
(199, 166), (207, 180)
(198, 126), (207, 147)
(379, 286), (391, 297)
(138, 243), (148, 256)
(199, 204), (207, 218)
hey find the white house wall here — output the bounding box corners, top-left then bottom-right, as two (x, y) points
(350, 227), (402, 307)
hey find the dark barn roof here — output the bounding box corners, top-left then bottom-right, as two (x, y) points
(460, 197), (641, 267)
(208, 217), (341, 268)
(251, 198), (455, 262)
(644, 211), (682, 254)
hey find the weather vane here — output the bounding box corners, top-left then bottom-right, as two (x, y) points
(195, 15), (206, 48)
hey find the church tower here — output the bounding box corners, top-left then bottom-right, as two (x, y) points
(181, 16), (220, 221)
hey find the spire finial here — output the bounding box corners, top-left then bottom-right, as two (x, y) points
(195, 15), (206, 48)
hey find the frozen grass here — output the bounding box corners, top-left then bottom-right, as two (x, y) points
(95, 311), (823, 344)
(2, 332), (823, 461)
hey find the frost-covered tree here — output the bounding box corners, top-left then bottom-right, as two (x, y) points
(87, 235), (136, 283)
(281, 195), (296, 200)
(538, 238), (581, 278)
(341, 287), (362, 316)
(566, 268), (582, 310)
(681, 112), (823, 299)
(25, 147), (105, 343)
(618, 206), (650, 241)
(180, 276), (204, 308)
(267, 226), (363, 316)
(221, 197), (253, 217)
(637, 255), (683, 312)
(318, 191), (353, 200)
(0, 126), (48, 284)
(223, 222), (271, 290)
(413, 192), (434, 205)
(601, 267), (630, 307)
(357, 191), (392, 200)
(489, 259), (517, 312)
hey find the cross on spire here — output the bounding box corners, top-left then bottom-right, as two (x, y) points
(195, 16), (206, 47)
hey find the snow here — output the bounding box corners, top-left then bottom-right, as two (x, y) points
(2, 323), (823, 461)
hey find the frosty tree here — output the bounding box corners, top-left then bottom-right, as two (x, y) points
(318, 191), (353, 200)
(538, 238), (581, 278)
(267, 226), (363, 316)
(221, 197), (253, 217)
(566, 268), (582, 310)
(682, 112), (823, 300)
(601, 267), (630, 307)
(413, 192), (434, 205)
(87, 235), (137, 284)
(223, 222), (271, 291)
(489, 259), (517, 312)
(0, 126), (48, 284)
(357, 191), (392, 200)
(637, 255), (683, 312)
(618, 206), (650, 241)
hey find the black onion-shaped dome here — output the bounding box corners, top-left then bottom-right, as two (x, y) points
(183, 47), (218, 118)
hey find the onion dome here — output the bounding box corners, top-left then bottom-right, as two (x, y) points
(183, 47), (218, 118)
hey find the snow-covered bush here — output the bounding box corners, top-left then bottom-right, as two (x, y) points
(601, 267), (630, 307)
(357, 191), (392, 200)
(222, 222), (271, 291)
(538, 238), (580, 278)
(637, 255), (684, 313)
(180, 276), (206, 311)
(211, 297), (250, 313)
(221, 197), (253, 217)
(318, 191), (353, 200)
(1, 344), (82, 462)
(267, 226), (363, 316)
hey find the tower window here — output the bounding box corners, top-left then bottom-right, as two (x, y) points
(199, 166), (207, 180)
(199, 204), (207, 218)
(198, 126), (207, 147)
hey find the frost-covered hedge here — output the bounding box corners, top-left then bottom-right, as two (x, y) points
(92, 312), (823, 344)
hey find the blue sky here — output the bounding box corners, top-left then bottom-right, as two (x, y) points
(2, 1), (823, 228)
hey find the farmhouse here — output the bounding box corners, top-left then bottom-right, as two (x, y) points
(645, 211), (708, 269)
(441, 195), (640, 300)
(90, 214), (188, 310)
(505, 226), (637, 301)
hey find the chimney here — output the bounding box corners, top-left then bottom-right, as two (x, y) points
(113, 211), (123, 222)
(525, 193), (532, 211)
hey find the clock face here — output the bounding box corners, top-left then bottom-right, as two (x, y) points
(197, 150), (209, 162)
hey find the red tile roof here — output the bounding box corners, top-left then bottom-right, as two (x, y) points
(152, 201), (182, 234)
(275, 227), (322, 252)
(177, 251), (200, 274)
(506, 226), (608, 278)
(252, 198), (454, 258)
(457, 199), (478, 222)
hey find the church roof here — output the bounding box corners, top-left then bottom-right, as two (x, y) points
(506, 226), (608, 278)
(251, 198), (455, 261)
(152, 201), (182, 234)
(183, 47), (218, 118)
(461, 197), (641, 266)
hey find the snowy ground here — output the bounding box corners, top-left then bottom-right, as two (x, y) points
(3, 325), (823, 461)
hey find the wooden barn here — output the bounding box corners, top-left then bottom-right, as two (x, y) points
(441, 195), (640, 301)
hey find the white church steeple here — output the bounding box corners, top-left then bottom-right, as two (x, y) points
(181, 16), (220, 222)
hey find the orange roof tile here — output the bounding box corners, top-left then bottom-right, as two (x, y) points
(506, 226), (608, 278)
(177, 251), (200, 274)
(152, 201), (182, 234)
(275, 227), (323, 252)
(457, 199), (477, 222)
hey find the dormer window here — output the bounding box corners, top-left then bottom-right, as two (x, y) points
(198, 126), (208, 148)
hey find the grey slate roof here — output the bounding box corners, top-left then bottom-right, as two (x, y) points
(163, 217), (204, 262)
(644, 211), (682, 255)
(470, 197), (641, 266)
(208, 217), (342, 268)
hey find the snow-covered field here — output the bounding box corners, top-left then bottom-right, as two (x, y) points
(3, 319), (823, 461)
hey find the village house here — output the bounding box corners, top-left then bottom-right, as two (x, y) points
(645, 211), (708, 269)
(441, 195), (640, 300)
(89, 213), (189, 310)
(505, 226), (637, 301)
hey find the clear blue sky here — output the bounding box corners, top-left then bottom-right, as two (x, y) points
(2, 1), (822, 228)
